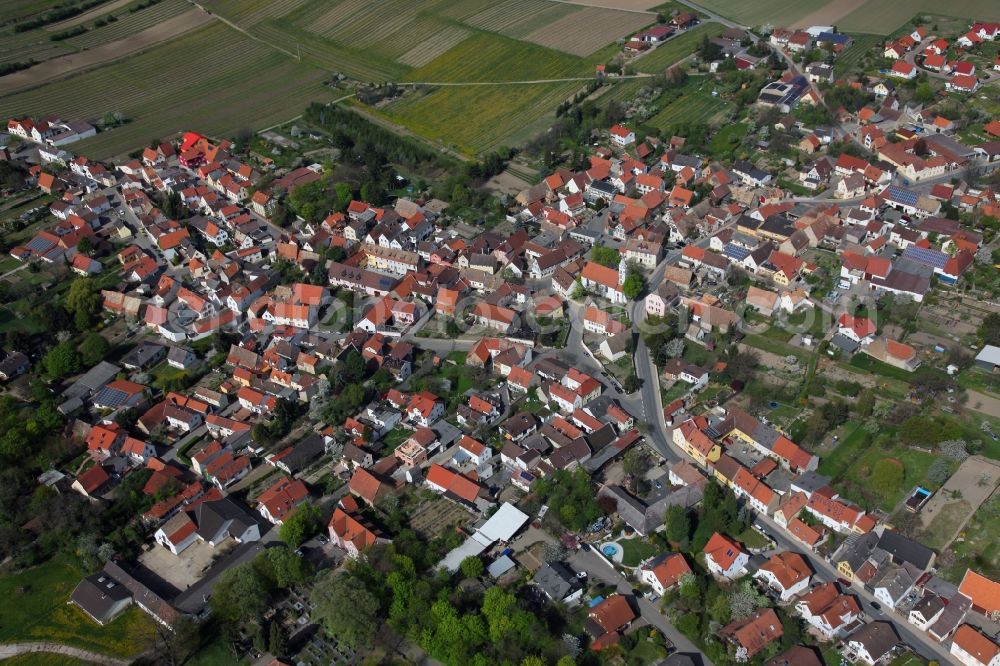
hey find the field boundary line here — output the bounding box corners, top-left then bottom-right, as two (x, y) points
(185, 0), (298, 59)
(543, 0), (658, 15)
(403, 74), (652, 86)
(257, 92), (357, 133)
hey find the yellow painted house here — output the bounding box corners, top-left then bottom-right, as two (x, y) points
(673, 416), (721, 467)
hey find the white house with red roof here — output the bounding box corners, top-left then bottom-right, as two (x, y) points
(704, 532), (749, 580)
(755, 551), (812, 600)
(407, 391), (444, 426)
(795, 582), (862, 639)
(947, 74), (980, 93)
(454, 435), (492, 466)
(580, 260), (627, 304)
(951, 624), (1000, 666)
(609, 125), (635, 147)
(639, 553), (691, 596)
(236, 387), (277, 414)
(837, 314), (877, 344)
(257, 476), (309, 525)
(889, 61), (917, 79)
(70, 254), (102, 276)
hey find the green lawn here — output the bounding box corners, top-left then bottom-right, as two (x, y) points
(737, 527), (769, 550)
(847, 353), (923, 383)
(823, 647), (844, 666)
(0, 256), (22, 273)
(957, 367), (1000, 397)
(636, 23), (725, 73)
(381, 425), (412, 453)
(743, 334), (813, 361)
(890, 652), (929, 666)
(0, 557), (155, 658)
(0, 303), (48, 335)
(760, 324), (794, 343)
(816, 421), (867, 480)
(618, 537), (661, 567)
(824, 432), (946, 512)
(149, 360), (195, 392)
(707, 122), (748, 161)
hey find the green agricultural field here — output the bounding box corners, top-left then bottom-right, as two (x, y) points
(379, 81), (582, 155)
(196, 0), (651, 154)
(594, 78), (650, 106)
(3, 0), (68, 24)
(376, 32), (594, 154)
(837, 0), (1000, 35)
(0, 23), (335, 159)
(0, 556), (155, 658)
(250, 18), (410, 81)
(834, 33), (883, 75)
(646, 79), (733, 129)
(0, 28), (74, 66)
(401, 32), (589, 84)
(685, 0), (829, 27)
(66, 0), (192, 49)
(636, 23), (725, 74)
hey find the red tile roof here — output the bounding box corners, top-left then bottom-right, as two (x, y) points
(959, 570), (1000, 613)
(704, 532), (745, 570)
(588, 594), (635, 633)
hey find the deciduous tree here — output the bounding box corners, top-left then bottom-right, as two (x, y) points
(311, 572), (380, 648)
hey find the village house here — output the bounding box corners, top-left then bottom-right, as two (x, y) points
(704, 532), (749, 580)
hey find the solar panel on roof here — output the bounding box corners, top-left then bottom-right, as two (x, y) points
(93, 387), (128, 408)
(26, 236), (56, 252)
(902, 246), (948, 269)
(724, 244), (751, 261)
(887, 186), (919, 207)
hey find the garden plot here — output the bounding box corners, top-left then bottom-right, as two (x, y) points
(408, 493), (474, 537)
(917, 455), (1000, 550)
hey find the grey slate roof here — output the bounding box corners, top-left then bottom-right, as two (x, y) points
(533, 561), (582, 602)
(848, 621), (899, 660)
(70, 571), (131, 624)
(877, 530), (935, 570)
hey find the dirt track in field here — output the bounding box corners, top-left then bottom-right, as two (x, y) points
(0, 8), (213, 94)
(791, 0), (869, 28)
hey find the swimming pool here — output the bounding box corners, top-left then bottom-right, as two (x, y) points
(599, 542), (623, 562)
